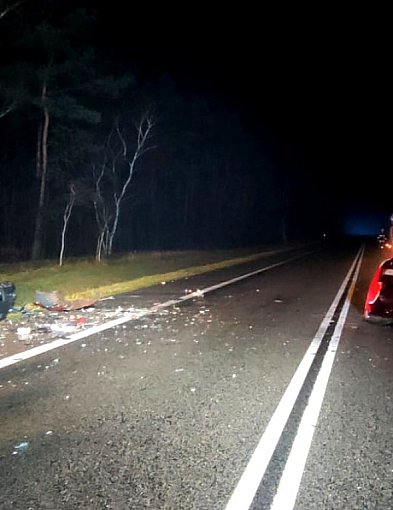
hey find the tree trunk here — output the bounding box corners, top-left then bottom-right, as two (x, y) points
(59, 185), (76, 266)
(31, 83), (49, 261)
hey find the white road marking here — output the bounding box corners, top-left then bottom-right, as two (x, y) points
(0, 251), (310, 371)
(270, 248), (362, 510)
(224, 247), (363, 510)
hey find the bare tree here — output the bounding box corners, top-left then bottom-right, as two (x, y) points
(0, 1), (28, 119)
(59, 183), (76, 266)
(93, 111), (156, 261)
(0, 100), (16, 119)
(92, 158), (110, 261)
(0, 0), (27, 20)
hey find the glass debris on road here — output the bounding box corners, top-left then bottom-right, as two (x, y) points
(13, 441), (29, 454)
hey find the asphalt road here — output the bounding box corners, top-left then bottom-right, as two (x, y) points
(0, 240), (392, 510)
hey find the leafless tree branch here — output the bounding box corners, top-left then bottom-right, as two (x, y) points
(0, 0), (28, 20)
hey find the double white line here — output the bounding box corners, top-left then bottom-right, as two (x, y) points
(225, 246), (364, 510)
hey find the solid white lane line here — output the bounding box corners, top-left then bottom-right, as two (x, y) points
(269, 250), (363, 510)
(0, 313), (136, 369)
(180, 251), (314, 297)
(224, 248), (363, 510)
(0, 251), (312, 370)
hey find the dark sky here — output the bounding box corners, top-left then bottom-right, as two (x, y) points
(95, 4), (390, 231)
(23, 1), (391, 236)
(1, 1), (389, 261)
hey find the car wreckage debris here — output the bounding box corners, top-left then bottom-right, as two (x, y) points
(0, 281), (16, 320)
(34, 290), (98, 311)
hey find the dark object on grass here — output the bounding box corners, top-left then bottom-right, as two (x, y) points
(0, 281), (16, 320)
(35, 290), (97, 311)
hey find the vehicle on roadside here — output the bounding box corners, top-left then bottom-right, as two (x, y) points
(377, 229), (392, 250)
(364, 257), (393, 325)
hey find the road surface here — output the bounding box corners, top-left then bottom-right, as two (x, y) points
(0, 240), (392, 509)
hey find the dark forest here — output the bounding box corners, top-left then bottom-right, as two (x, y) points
(0, 1), (352, 262)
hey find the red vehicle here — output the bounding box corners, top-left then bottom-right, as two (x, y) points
(364, 257), (393, 324)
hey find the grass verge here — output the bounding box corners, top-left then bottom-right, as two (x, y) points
(0, 247), (282, 307)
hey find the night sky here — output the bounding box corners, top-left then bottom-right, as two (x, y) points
(95, 3), (390, 235)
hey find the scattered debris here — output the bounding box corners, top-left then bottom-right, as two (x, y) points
(17, 327), (31, 338)
(13, 441), (29, 454)
(15, 327), (32, 344)
(0, 282), (16, 320)
(0, 301), (139, 359)
(49, 323), (78, 336)
(34, 290), (98, 311)
(0, 291), (215, 362)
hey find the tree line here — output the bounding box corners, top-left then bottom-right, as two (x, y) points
(0, 1), (311, 263)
